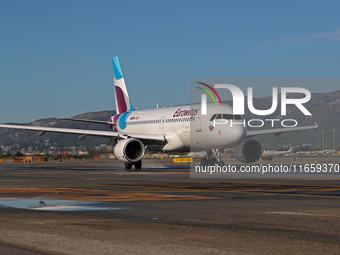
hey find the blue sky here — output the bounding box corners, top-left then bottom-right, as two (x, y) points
(1, 0), (340, 122)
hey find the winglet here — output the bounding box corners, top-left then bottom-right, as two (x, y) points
(314, 122), (319, 127)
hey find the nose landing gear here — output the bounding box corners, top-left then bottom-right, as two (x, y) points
(200, 149), (224, 167)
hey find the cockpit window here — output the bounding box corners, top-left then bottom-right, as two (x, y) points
(210, 113), (243, 121)
(222, 114), (233, 120)
(210, 114), (217, 121)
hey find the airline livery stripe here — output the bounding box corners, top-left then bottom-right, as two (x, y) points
(112, 56), (123, 80)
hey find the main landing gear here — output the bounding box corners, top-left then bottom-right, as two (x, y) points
(200, 149), (224, 167)
(125, 160), (142, 170)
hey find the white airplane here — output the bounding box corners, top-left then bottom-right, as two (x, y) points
(0, 57), (318, 169)
(262, 146), (294, 157)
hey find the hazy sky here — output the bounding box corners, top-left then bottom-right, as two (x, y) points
(1, 0), (340, 122)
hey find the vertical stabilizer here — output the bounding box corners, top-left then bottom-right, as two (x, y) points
(112, 56), (135, 114)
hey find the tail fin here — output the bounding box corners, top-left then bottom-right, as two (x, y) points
(112, 56), (135, 114)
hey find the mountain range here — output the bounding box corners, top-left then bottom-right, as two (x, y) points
(0, 90), (339, 152)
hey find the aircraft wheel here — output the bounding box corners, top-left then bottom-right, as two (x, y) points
(208, 157), (217, 166)
(200, 157), (208, 166)
(134, 160), (142, 170)
(125, 163), (133, 170)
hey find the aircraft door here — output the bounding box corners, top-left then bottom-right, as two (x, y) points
(196, 116), (202, 132)
(159, 116), (165, 130)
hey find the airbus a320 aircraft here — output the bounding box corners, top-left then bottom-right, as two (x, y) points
(0, 57), (318, 169)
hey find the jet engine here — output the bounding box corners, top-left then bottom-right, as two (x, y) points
(231, 138), (263, 163)
(114, 138), (145, 163)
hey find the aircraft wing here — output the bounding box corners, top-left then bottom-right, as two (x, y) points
(57, 117), (111, 125)
(0, 124), (166, 144)
(247, 122), (318, 137)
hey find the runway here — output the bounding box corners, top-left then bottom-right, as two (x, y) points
(0, 159), (339, 254)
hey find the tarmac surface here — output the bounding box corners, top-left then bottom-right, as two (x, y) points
(0, 158), (339, 255)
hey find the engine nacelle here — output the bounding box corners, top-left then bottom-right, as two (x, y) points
(231, 138), (263, 163)
(114, 138), (145, 163)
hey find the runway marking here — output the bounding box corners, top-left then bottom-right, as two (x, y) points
(0, 188), (216, 202)
(265, 211), (335, 217)
(0, 182), (339, 202)
(90, 182), (340, 198)
(108, 171), (188, 175)
(0, 171), (189, 176)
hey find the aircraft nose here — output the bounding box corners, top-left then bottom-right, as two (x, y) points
(229, 124), (246, 146)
